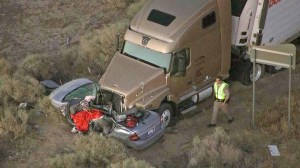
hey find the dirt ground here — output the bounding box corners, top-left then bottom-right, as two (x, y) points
(1, 1), (300, 167)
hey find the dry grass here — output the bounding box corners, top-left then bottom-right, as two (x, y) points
(79, 20), (129, 75)
(0, 58), (13, 76)
(17, 54), (58, 81)
(101, 0), (128, 9)
(188, 127), (244, 168)
(34, 96), (64, 123)
(126, 0), (148, 18)
(256, 92), (300, 138)
(0, 106), (28, 140)
(110, 157), (154, 168)
(0, 1), (153, 167)
(49, 133), (125, 167)
(0, 75), (45, 106)
(1, 0), (146, 80)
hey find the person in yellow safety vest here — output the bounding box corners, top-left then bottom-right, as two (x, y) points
(207, 76), (233, 127)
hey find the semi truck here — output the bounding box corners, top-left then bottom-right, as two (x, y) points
(98, 0), (300, 127)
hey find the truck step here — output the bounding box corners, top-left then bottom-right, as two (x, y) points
(180, 105), (197, 115)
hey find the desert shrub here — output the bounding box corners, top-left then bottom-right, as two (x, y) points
(56, 45), (82, 80)
(110, 157), (154, 168)
(17, 54), (58, 81)
(0, 106), (28, 140)
(0, 58), (13, 76)
(188, 127), (243, 168)
(34, 96), (63, 123)
(231, 131), (262, 168)
(0, 0), (10, 6)
(49, 133), (125, 167)
(0, 75), (45, 105)
(256, 93), (300, 137)
(79, 20), (129, 74)
(126, 0), (147, 18)
(101, 0), (129, 9)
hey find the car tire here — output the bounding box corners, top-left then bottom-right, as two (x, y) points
(157, 103), (174, 127)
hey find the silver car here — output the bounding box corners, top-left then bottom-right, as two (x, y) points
(49, 78), (165, 150)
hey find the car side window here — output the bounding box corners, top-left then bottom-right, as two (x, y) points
(63, 83), (95, 102)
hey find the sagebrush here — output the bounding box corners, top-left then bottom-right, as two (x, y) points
(0, 106), (28, 140)
(0, 58), (13, 76)
(0, 75), (45, 106)
(256, 92), (300, 137)
(49, 133), (125, 167)
(110, 157), (154, 168)
(17, 54), (58, 81)
(188, 127), (243, 168)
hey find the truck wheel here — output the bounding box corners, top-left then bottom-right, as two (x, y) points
(265, 65), (283, 74)
(157, 103), (173, 127)
(250, 63), (264, 81)
(240, 62), (264, 85)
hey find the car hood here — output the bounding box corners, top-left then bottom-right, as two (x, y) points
(100, 53), (166, 104)
(49, 78), (93, 108)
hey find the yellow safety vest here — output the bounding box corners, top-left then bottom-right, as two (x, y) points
(214, 82), (228, 100)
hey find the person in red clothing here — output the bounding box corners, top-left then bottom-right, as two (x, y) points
(71, 108), (103, 133)
(70, 99), (103, 133)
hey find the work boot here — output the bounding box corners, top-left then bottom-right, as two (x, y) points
(207, 123), (216, 128)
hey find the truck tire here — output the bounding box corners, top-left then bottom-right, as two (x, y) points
(250, 63), (265, 82)
(157, 103), (174, 127)
(240, 62), (264, 85)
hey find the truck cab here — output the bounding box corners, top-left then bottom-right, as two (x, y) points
(99, 0), (231, 126)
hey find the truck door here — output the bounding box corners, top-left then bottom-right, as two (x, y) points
(193, 10), (222, 87)
(169, 48), (193, 98)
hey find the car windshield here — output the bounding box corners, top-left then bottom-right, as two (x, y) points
(122, 41), (172, 71)
(63, 83), (96, 102)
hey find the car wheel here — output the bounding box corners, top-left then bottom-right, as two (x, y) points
(157, 103), (174, 127)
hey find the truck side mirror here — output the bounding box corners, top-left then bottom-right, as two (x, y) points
(174, 55), (186, 77)
(93, 83), (102, 105)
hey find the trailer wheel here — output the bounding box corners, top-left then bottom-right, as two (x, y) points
(157, 103), (174, 127)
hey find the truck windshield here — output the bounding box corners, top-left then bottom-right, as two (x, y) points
(122, 41), (172, 71)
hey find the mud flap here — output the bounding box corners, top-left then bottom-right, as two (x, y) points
(229, 61), (252, 85)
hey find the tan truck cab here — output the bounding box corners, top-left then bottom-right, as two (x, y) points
(99, 0), (231, 126)
(99, 0), (300, 126)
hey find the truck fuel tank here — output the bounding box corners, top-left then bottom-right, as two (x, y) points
(191, 87), (213, 103)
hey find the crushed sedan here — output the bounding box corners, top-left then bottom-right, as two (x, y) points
(49, 78), (165, 150)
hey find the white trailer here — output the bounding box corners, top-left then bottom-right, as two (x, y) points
(230, 0), (300, 84)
